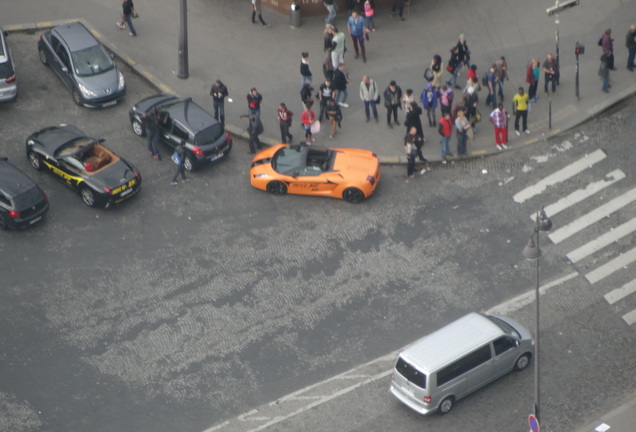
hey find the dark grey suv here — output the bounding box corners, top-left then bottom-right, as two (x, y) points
(0, 157), (49, 230)
(38, 22), (125, 108)
(0, 28), (17, 102)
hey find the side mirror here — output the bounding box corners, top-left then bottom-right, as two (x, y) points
(61, 66), (69, 74)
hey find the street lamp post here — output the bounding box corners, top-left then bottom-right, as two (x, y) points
(522, 208), (553, 426)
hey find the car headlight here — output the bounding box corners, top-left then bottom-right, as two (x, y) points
(117, 71), (125, 91)
(77, 82), (97, 98)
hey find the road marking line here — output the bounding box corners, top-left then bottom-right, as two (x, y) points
(513, 149), (606, 203)
(567, 216), (636, 263)
(622, 310), (636, 325)
(549, 186), (636, 244)
(485, 272), (579, 316)
(604, 280), (636, 305)
(203, 272), (579, 432)
(585, 246), (636, 284)
(532, 170), (625, 222)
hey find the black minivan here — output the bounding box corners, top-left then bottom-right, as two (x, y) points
(0, 158), (49, 230)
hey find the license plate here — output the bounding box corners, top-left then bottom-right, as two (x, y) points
(208, 153), (223, 162)
(102, 100), (117, 107)
(401, 385), (414, 397)
(29, 216), (42, 225)
(120, 187), (133, 197)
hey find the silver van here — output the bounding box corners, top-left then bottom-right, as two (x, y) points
(390, 312), (534, 415)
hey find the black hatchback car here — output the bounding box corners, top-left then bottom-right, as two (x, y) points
(0, 157), (49, 230)
(129, 94), (232, 171)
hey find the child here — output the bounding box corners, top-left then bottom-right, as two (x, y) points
(301, 102), (316, 145)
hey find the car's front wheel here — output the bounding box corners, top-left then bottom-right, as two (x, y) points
(27, 151), (43, 171)
(266, 181), (287, 196)
(80, 187), (97, 207)
(38, 49), (48, 66)
(514, 353), (531, 372)
(131, 119), (145, 137)
(72, 88), (82, 106)
(343, 187), (365, 203)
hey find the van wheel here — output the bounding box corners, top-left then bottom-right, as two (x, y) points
(514, 353), (531, 371)
(438, 396), (454, 415)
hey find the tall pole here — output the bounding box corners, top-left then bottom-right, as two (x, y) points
(178, 0), (189, 79)
(534, 228), (541, 423)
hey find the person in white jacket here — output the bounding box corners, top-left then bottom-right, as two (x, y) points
(359, 75), (379, 122)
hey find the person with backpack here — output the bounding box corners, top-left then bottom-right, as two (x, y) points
(247, 88), (263, 119)
(446, 46), (461, 89)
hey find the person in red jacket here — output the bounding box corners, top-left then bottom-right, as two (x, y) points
(301, 102), (316, 145)
(438, 112), (453, 162)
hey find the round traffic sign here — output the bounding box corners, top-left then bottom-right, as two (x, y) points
(528, 414), (540, 432)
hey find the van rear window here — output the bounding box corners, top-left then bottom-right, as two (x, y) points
(395, 357), (426, 389)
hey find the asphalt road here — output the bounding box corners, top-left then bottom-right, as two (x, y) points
(1, 30), (636, 432)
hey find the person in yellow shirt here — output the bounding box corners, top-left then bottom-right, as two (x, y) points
(512, 87), (530, 136)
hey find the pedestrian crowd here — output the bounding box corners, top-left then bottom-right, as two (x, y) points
(117, 1), (636, 184)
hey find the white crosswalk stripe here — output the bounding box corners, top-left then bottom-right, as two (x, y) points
(514, 148), (636, 325)
(513, 149), (606, 203)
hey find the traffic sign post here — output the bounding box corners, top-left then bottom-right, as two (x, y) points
(529, 414), (540, 432)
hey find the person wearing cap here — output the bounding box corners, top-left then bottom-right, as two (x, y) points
(626, 24), (636, 71)
(277, 103), (294, 144)
(383, 80), (403, 128)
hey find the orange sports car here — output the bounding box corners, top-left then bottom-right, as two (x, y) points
(250, 144), (380, 203)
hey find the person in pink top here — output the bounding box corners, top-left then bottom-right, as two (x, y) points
(301, 102), (316, 145)
(364, 0), (376, 34)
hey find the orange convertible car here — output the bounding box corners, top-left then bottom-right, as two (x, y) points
(250, 144), (380, 203)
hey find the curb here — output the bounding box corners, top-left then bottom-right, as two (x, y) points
(7, 19), (636, 166)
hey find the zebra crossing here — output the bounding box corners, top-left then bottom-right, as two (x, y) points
(514, 148), (636, 326)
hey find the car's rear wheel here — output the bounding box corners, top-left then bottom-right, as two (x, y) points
(438, 396), (454, 415)
(0, 214), (7, 230)
(131, 119), (145, 137)
(80, 187), (97, 207)
(72, 88), (82, 106)
(38, 49), (48, 65)
(343, 187), (365, 203)
(183, 154), (195, 172)
(267, 181), (287, 196)
(27, 151), (43, 171)
(514, 353), (531, 371)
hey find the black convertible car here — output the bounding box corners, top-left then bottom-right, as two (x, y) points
(129, 94), (232, 171)
(25, 125), (141, 208)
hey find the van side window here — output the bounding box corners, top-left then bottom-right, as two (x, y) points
(493, 336), (517, 356)
(395, 357), (426, 389)
(437, 345), (492, 386)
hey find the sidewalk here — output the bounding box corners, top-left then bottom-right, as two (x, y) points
(574, 392), (636, 432)
(5, 0), (636, 166)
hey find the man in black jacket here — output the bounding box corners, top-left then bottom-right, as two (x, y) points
(384, 80), (402, 128)
(332, 64), (349, 108)
(210, 80), (229, 127)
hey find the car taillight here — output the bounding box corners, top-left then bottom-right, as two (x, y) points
(366, 175), (375, 186)
(391, 372), (395, 380)
(134, 171), (141, 180)
(103, 186), (113, 195)
(225, 132), (231, 141)
(423, 396), (431, 404)
(192, 146), (204, 157)
(6, 74), (15, 84)
(9, 210), (20, 219)
(43, 193), (48, 202)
